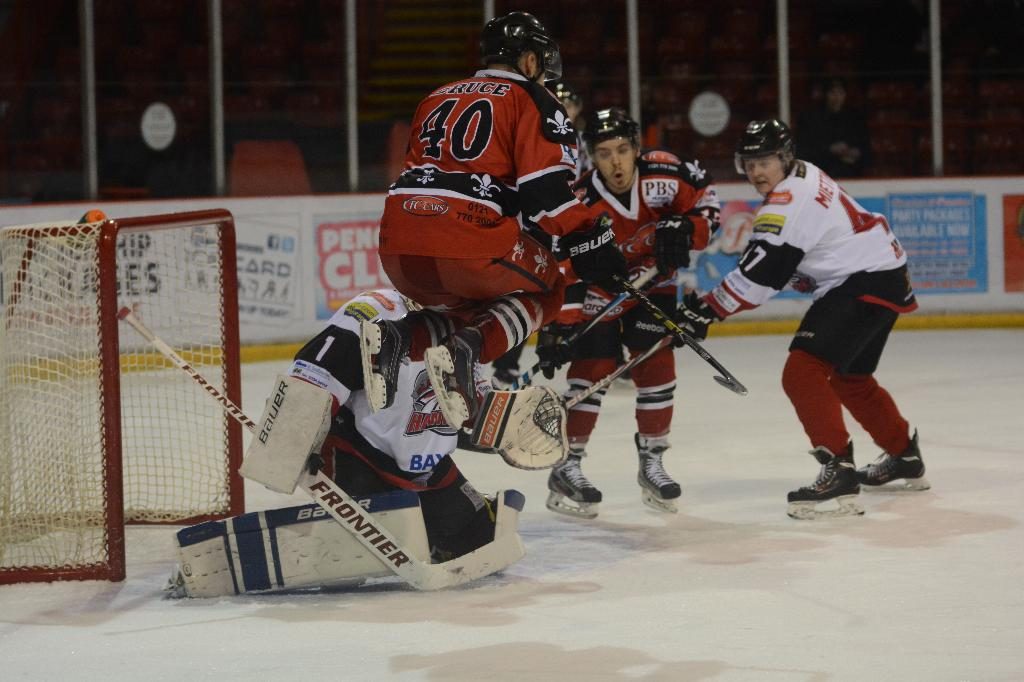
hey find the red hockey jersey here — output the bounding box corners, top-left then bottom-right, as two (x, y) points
(379, 69), (596, 259)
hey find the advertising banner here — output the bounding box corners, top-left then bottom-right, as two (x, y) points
(880, 192), (987, 293)
(1003, 194), (1024, 292)
(234, 214), (301, 326)
(314, 215), (391, 318)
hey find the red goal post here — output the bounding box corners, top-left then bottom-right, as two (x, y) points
(0, 209), (244, 583)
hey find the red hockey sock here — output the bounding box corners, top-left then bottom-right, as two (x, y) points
(407, 325), (432, 361)
(566, 358), (617, 447)
(832, 373), (910, 455)
(630, 344), (675, 437)
(467, 296), (544, 364)
(781, 350), (849, 454)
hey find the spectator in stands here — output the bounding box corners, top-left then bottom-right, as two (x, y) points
(797, 78), (870, 178)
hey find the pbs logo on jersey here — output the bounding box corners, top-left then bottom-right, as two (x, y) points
(641, 178), (679, 208)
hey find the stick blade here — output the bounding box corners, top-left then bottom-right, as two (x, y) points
(714, 374), (748, 396)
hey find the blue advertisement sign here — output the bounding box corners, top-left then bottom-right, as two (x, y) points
(880, 193), (987, 293)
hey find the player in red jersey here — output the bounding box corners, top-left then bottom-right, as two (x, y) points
(538, 107), (721, 518)
(361, 11), (627, 431)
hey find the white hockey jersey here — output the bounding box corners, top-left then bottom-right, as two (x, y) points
(287, 290), (482, 476)
(706, 160), (912, 317)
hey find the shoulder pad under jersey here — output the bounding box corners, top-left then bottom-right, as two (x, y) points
(509, 78), (578, 145)
(638, 152), (713, 189)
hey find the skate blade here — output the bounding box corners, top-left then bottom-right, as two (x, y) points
(862, 476), (931, 492)
(359, 321), (386, 412)
(424, 346), (469, 428)
(641, 489), (678, 514)
(546, 491), (598, 519)
(787, 494), (864, 520)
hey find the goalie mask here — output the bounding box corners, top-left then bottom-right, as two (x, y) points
(480, 11), (563, 82)
(582, 107), (640, 155)
(734, 118), (796, 174)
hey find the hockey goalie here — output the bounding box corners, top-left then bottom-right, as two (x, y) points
(170, 289), (566, 597)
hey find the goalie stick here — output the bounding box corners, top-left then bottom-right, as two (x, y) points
(564, 335), (673, 409)
(495, 333), (671, 446)
(512, 266), (659, 389)
(612, 276), (749, 396)
(117, 307), (521, 591)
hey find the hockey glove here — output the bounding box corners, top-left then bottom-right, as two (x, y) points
(536, 323), (578, 379)
(654, 214), (695, 275)
(562, 213), (628, 293)
(674, 291), (718, 342)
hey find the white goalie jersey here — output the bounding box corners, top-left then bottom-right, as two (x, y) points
(287, 289), (487, 476)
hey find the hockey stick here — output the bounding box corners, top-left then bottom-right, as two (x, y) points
(512, 266), (659, 388)
(117, 307), (519, 591)
(564, 335), (673, 409)
(612, 277), (748, 396)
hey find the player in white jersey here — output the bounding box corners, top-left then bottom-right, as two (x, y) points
(675, 119), (929, 520)
(287, 289), (517, 558)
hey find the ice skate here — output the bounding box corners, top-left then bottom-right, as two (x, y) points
(787, 444), (863, 520)
(424, 328), (483, 428)
(546, 451), (602, 519)
(359, 318), (412, 412)
(635, 433), (681, 513)
(857, 430), (930, 491)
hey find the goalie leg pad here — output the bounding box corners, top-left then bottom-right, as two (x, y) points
(171, 490), (432, 598)
(419, 489), (526, 589)
(470, 388), (568, 470)
(239, 375), (333, 494)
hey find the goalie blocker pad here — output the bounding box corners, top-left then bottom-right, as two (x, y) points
(239, 374), (333, 494)
(471, 387), (568, 470)
(170, 489), (526, 598)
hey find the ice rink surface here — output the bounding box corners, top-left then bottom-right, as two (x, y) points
(2, 329), (1022, 681)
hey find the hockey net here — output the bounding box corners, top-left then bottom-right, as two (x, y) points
(0, 209), (244, 583)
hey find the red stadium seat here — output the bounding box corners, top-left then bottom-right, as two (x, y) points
(229, 140), (312, 196)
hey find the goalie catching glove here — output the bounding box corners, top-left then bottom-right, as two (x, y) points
(675, 291), (720, 342)
(469, 386), (567, 470)
(562, 213), (628, 293)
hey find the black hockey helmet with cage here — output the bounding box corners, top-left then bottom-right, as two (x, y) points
(582, 107), (640, 154)
(734, 119), (796, 174)
(480, 12), (562, 82)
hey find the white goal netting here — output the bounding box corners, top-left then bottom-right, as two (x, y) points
(0, 211), (242, 582)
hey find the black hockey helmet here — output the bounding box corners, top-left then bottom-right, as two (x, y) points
(550, 81), (581, 107)
(582, 107), (640, 154)
(734, 119), (796, 174)
(480, 12), (562, 82)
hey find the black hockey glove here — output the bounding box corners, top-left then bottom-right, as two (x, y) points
(536, 323), (578, 379)
(674, 292), (718, 342)
(563, 213), (628, 293)
(654, 214), (695, 275)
